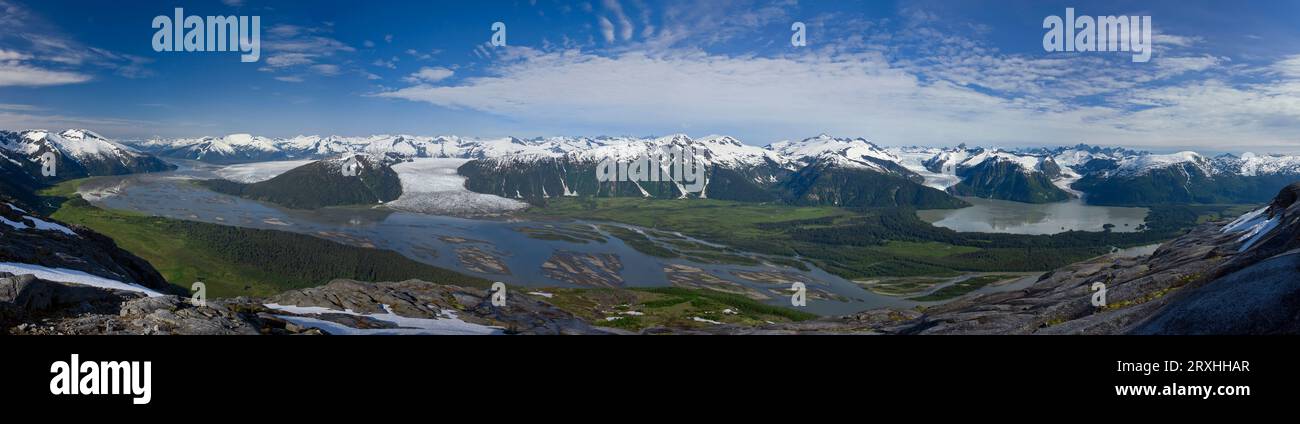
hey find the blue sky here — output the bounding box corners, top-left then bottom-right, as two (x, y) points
(1, 0), (1299, 152)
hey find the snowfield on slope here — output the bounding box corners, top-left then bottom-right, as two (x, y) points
(886, 147), (961, 189)
(1111, 151), (1211, 177)
(1221, 206), (1281, 252)
(0, 262), (163, 297)
(213, 160), (315, 183)
(387, 158), (527, 215)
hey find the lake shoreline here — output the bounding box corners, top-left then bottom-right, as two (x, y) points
(917, 196), (1150, 235)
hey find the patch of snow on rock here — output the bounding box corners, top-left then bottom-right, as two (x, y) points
(0, 262), (162, 296)
(264, 303), (504, 335)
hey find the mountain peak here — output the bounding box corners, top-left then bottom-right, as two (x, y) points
(58, 129), (106, 141)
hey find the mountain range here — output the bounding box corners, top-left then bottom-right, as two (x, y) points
(1, 129), (173, 179)
(4, 128), (1300, 211)
(128, 131), (1300, 208)
(0, 129), (174, 208)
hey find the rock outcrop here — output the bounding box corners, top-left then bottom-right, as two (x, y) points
(262, 279), (605, 335)
(1, 201), (179, 296)
(2, 276), (606, 335)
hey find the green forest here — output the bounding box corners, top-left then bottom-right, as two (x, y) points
(527, 197), (1244, 280)
(45, 187), (488, 297)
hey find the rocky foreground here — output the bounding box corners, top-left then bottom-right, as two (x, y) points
(1, 276), (606, 335)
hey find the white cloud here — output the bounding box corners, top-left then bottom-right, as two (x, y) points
(598, 17), (616, 43)
(373, 47), (1300, 152)
(405, 48), (440, 61)
(257, 24), (357, 80)
(602, 0), (634, 41)
(1273, 55), (1300, 78)
(0, 62), (91, 87)
(403, 67), (454, 83)
(265, 53), (316, 68)
(0, 103), (40, 111)
(310, 64), (341, 76)
(0, 1), (153, 81)
(0, 49), (30, 60)
(0, 109), (157, 134)
(265, 36), (355, 56)
(1154, 55), (1223, 76)
(1154, 34), (1202, 48)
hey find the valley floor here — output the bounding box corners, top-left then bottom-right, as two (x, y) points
(521, 197), (1224, 281)
(25, 174), (1261, 333)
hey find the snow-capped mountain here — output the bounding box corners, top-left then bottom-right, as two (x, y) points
(1017, 144), (1145, 169)
(137, 132), (789, 168)
(888, 145), (1073, 203)
(768, 134), (901, 172)
(0, 129), (173, 180)
(129, 132), (1300, 207)
(450, 133), (957, 207)
(1096, 151), (1215, 178)
(1073, 150), (1300, 206)
(151, 133), (294, 163)
(918, 145), (1062, 178)
(1213, 153), (1300, 177)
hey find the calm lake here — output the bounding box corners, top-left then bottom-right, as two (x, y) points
(917, 196), (1149, 235)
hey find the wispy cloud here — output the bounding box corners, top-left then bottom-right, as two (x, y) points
(0, 49), (29, 61)
(373, 3), (1300, 152)
(0, 62), (92, 87)
(0, 109), (158, 133)
(597, 17), (616, 43)
(259, 24), (358, 81)
(602, 0), (635, 41)
(0, 103), (42, 111)
(405, 48), (440, 61)
(403, 67), (454, 83)
(0, 0), (150, 85)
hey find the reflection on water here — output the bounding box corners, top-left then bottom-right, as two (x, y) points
(917, 197), (1149, 235)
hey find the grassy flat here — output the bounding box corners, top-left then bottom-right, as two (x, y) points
(41, 179), (488, 298)
(532, 286), (817, 331)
